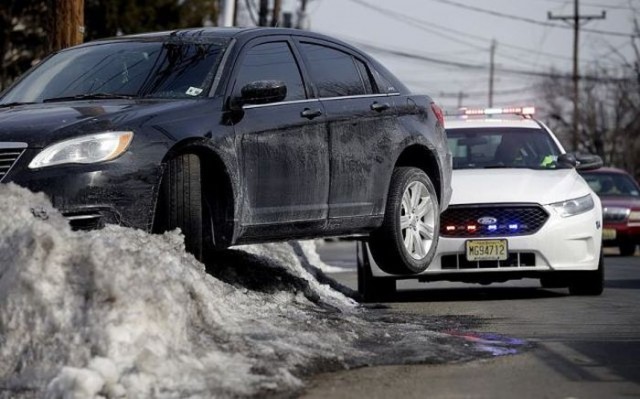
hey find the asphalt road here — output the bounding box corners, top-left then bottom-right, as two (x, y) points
(306, 241), (640, 399)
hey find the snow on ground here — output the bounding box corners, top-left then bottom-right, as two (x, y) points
(0, 183), (527, 399)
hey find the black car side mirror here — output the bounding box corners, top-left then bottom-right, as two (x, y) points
(230, 80), (287, 111)
(558, 153), (603, 171)
(575, 153), (603, 171)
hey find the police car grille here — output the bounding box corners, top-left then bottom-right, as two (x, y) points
(0, 146), (26, 182)
(440, 204), (549, 237)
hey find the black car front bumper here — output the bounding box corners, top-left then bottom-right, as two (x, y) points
(5, 148), (164, 232)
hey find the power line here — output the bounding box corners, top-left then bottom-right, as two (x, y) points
(354, 40), (632, 83)
(439, 85), (541, 97)
(539, 0), (639, 10)
(344, 0), (598, 67)
(429, 0), (635, 38)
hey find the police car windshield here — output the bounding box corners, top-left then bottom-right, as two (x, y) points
(447, 128), (563, 170)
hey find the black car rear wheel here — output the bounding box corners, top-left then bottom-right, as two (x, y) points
(369, 167), (439, 275)
(154, 153), (204, 261)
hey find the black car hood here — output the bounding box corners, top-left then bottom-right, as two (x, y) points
(0, 99), (205, 148)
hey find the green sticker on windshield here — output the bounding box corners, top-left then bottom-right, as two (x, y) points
(186, 87), (203, 96)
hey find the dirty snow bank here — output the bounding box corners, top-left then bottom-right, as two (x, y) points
(0, 184), (525, 399)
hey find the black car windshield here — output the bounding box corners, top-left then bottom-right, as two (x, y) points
(0, 39), (228, 104)
(447, 127), (563, 170)
(581, 172), (640, 197)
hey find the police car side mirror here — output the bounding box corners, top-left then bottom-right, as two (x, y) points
(557, 153), (577, 168)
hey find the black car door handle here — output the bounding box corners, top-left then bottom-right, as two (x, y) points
(300, 108), (323, 120)
(371, 101), (390, 112)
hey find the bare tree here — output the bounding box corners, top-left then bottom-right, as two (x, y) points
(540, 43), (640, 180)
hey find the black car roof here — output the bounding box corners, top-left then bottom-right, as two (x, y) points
(67, 27), (410, 95)
(89, 27), (370, 59)
(102, 27), (349, 46)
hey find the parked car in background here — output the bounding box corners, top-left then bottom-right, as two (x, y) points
(0, 27), (452, 272)
(580, 167), (640, 256)
(358, 107), (605, 301)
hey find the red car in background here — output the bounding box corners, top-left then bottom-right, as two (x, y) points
(581, 167), (640, 256)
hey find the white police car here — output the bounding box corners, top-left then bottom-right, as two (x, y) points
(358, 107), (605, 301)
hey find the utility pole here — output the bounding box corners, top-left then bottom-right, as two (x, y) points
(297, 0), (309, 29)
(548, 0), (605, 151)
(221, 0), (236, 27)
(271, 0), (282, 26)
(488, 39), (496, 108)
(438, 91), (469, 108)
(52, 0), (84, 51)
(258, 0), (269, 26)
(457, 91), (468, 109)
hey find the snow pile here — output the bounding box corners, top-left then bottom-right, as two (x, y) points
(0, 183), (525, 399)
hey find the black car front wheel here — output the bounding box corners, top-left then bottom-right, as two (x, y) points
(154, 153), (204, 261)
(369, 167), (440, 275)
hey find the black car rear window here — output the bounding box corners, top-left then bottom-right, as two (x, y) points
(299, 42), (366, 98)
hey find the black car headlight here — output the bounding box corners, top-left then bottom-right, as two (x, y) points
(28, 132), (133, 169)
(550, 194), (595, 217)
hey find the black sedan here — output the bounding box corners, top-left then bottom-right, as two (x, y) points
(0, 27), (452, 274)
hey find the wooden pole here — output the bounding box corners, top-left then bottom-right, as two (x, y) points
(271, 0), (282, 27)
(53, 0), (84, 51)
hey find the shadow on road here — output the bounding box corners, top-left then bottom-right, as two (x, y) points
(605, 279), (640, 289)
(381, 286), (567, 303)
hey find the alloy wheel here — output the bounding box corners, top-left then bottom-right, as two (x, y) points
(400, 181), (437, 260)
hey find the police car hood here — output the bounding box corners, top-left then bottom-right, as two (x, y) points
(451, 168), (592, 206)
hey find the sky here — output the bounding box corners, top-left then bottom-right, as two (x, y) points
(280, 0), (638, 110)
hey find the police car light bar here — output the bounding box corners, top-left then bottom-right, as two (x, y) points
(461, 106), (535, 116)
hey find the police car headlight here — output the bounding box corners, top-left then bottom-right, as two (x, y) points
(29, 132), (133, 169)
(550, 194), (595, 217)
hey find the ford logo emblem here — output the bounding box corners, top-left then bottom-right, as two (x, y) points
(477, 217), (498, 225)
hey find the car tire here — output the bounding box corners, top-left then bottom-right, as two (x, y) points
(568, 253), (604, 296)
(357, 241), (396, 302)
(154, 153), (204, 261)
(540, 275), (568, 289)
(619, 242), (636, 256)
(369, 167), (440, 275)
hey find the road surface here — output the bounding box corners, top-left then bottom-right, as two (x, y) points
(305, 241), (640, 399)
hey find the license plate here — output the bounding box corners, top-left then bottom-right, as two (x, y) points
(466, 239), (508, 261)
(602, 228), (617, 240)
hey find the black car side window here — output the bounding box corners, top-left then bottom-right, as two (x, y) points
(371, 67), (396, 94)
(234, 41), (306, 101)
(354, 58), (375, 94)
(299, 43), (366, 98)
